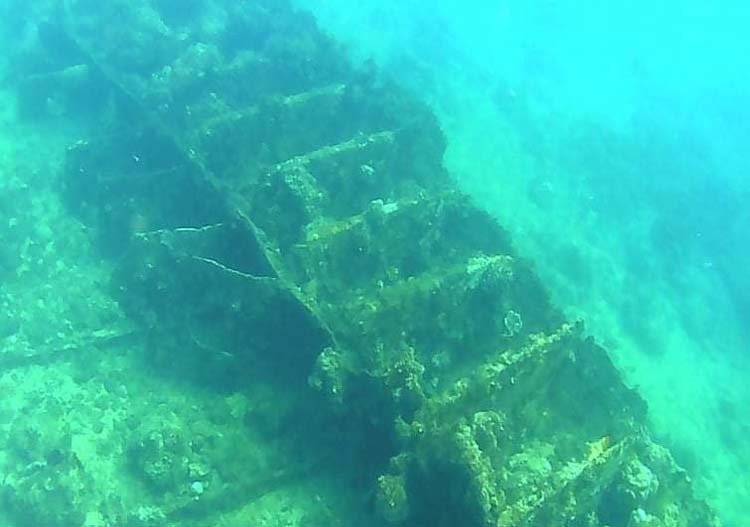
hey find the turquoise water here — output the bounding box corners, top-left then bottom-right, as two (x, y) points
(294, 2), (750, 524)
(0, 1), (746, 525)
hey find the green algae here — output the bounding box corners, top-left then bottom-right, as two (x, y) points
(0, 1), (724, 526)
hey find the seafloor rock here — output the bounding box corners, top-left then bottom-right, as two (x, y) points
(3, 0), (720, 525)
(1, 401), (87, 527)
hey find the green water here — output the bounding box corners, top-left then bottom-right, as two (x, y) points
(0, 1), (747, 526)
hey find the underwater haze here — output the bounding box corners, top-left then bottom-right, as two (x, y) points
(295, 0), (750, 524)
(0, 0), (747, 526)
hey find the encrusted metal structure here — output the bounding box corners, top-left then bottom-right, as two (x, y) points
(10, 0), (718, 525)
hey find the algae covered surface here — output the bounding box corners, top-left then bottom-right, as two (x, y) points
(0, 1), (738, 526)
(292, 3), (750, 526)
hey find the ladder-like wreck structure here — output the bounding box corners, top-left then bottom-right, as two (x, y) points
(14, 0), (717, 525)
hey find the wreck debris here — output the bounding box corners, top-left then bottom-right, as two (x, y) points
(1, 0), (719, 525)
